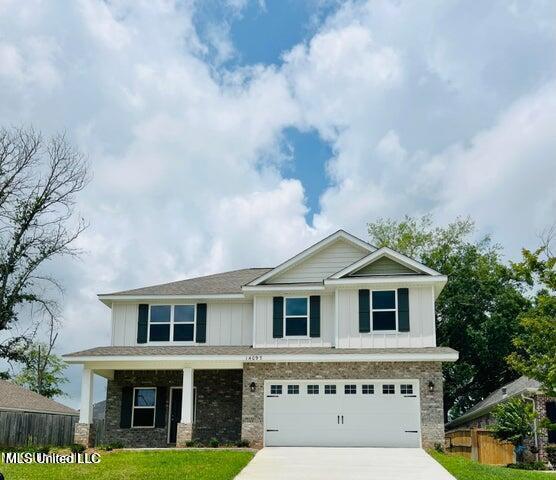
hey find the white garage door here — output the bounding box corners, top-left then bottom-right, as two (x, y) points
(264, 380), (421, 447)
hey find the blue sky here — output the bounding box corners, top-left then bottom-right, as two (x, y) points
(0, 0), (555, 407)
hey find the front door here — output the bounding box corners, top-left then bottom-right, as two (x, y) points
(168, 388), (183, 444)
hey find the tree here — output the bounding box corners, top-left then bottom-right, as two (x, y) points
(508, 236), (556, 396)
(489, 396), (537, 462)
(14, 315), (67, 398)
(368, 215), (529, 420)
(0, 127), (88, 364)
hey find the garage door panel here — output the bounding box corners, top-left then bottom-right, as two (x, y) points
(265, 380), (420, 448)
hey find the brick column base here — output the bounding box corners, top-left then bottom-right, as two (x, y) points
(176, 423), (193, 447)
(74, 423), (96, 447)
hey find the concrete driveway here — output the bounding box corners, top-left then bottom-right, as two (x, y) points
(235, 447), (455, 480)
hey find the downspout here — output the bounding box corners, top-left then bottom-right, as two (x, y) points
(522, 393), (539, 461)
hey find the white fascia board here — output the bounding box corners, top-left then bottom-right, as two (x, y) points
(63, 351), (458, 365)
(242, 285), (326, 293)
(247, 230), (375, 286)
(330, 247), (442, 279)
(98, 293), (246, 306)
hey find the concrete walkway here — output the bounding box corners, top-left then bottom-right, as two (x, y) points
(235, 447), (456, 480)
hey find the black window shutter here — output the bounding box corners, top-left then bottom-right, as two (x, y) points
(137, 304), (149, 344)
(155, 386), (167, 428)
(358, 289), (370, 333)
(547, 401), (556, 443)
(309, 296), (321, 338)
(196, 303), (207, 343)
(120, 386), (133, 428)
(273, 297), (284, 338)
(398, 288), (410, 332)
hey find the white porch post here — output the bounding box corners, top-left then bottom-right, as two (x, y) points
(75, 367), (96, 447)
(176, 367), (194, 447)
(180, 367), (194, 423)
(79, 367), (94, 424)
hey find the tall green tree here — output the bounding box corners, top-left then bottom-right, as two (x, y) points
(508, 240), (556, 396)
(368, 215), (529, 420)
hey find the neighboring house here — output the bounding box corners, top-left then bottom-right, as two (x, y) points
(0, 379), (78, 446)
(93, 400), (106, 421)
(447, 376), (556, 461)
(64, 230), (458, 449)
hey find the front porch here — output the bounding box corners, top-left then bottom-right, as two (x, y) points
(75, 367), (243, 448)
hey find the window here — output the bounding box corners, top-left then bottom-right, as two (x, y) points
(307, 385), (319, 395)
(270, 385), (282, 395)
(284, 297), (309, 336)
(149, 305), (196, 342)
(288, 384), (299, 394)
(324, 384), (336, 395)
(401, 384), (413, 395)
(344, 384), (356, 395)
(382, 384), (395, 395)
(362, 384), (374, 394)
(372, 290), (397, 331)
(132, 387), (156, 427)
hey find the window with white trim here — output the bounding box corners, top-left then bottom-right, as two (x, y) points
(288, 384), (299, 394)
(324, 384), (336, 395)
(307, 384), (319, 394)
(401, 384), (413, 395)
(149, 305), (195, 342)
(270, 385), (282, 395)
(362, 384), (374, 394)
(132, 387), (156, 427)
(371, 290), (397, 331)
(382, 384), (395, 395)
(284, 297), (309, 336)
(344, 384), (356, 395)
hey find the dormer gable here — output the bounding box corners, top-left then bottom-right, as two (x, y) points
(247, 230), (375, 285)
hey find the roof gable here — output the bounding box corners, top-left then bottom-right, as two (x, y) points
(248, 230), (375, 285)
(329, 247), (442, 279)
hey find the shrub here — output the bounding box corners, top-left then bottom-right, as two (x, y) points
(507, 461), (546, 471)
(434, 442), (444, 453)
(185, 440), (197, 447)
(209, 438), (219, 448)
(69, 443), (86, 453)
(109, 441), (124, 449)
(547, 446), (556, 465)
(236, 439), (250, 448)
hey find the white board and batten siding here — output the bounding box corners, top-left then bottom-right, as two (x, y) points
(110, 302), (253, 346)
(253, 295), (335, 347)
(267, 239), (368, 284)
(336, 286), (436, 348)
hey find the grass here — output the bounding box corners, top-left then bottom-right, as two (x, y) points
(430, 450), (553, 480)
(0, 449), (254, 480)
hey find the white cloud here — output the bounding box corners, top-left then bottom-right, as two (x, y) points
(0, 0), (554, 407)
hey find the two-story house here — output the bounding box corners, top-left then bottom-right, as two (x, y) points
(64, 230), (458, 449)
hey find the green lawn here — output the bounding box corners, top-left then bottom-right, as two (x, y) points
(0, 449), (254, 480)
(430, 451), (553, 480)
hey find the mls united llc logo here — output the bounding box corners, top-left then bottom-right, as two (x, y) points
(2, 452), (101, 464)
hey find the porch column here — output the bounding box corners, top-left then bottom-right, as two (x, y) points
(176, 367), (194, 447)
(74, 367), (96, 447)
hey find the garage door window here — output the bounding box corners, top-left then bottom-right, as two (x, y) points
(345, 384), (357, 394)
(382, 384), (395, 394)
(371, 290), (397, 331)
(284, 297), (309, 336)
(270, 385), (282, 395)
(362, 384), (374, 394)
(400, 384), (413, 395)
(307, 385), (319, 394)
(324, 385), (336, 394)
(288, 385), (299, 394)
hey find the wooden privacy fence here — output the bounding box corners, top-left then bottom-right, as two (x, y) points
(0, 410), (78, 447)
(445, 428), (515, 465)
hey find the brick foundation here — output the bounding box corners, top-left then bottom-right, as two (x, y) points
(176, 423), (193, 447)
(241, 361), (445, 449)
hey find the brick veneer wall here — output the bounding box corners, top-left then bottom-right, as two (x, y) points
(241, 361), (445, 449)
(104, 369), (242, 447)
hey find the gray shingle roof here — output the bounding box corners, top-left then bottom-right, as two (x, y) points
(65, 345), (457, 357)
(101, 268), (272, 296)
(0, 379), (78, 416)
(447, 376), (541, 428)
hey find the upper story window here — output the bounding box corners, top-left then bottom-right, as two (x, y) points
(149, 305), (195, 342)
(284, 297), (309, 336)
(371, 290), (397, 331)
